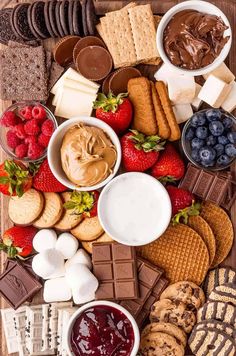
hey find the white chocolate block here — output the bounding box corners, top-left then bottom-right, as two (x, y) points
(172, 104), (193, 124)
(167, 76), (195, 104)
(56, 232), (79, 259)
(32, 249), (65, 279)
(154, 63), (185, 85)
(221, 81), (236, 112)
(65, 249), (92, 271)
(1, 308), (19, 354)
(203, 62), (235, 84)
(48, 302), (72, 350)
(33, 229), (57, 252)
(44, 277), (72, 302)
(61, 309), (77, 354)
(198, 75), (232, 108)
(191, 83), (203, 110)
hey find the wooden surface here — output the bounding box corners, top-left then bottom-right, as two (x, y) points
(1, 1), (236, 355)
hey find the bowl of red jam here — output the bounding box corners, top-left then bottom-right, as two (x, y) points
(65, 301), (140, 356)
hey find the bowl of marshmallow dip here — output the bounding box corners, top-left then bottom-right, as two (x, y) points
(65, 301), (140, 356)
(98, 172), (172, 246)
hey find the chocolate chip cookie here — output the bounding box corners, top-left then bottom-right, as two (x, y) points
(141, 322), (187, 347)
(140, 332), (185, 356)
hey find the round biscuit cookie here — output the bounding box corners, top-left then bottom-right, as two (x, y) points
(8, 188), (44, 225)
(140, 332), (185, 356)
(81, 232), (113, 254)
(11, 3), (35, 41)
(202, 267), (236, 298)
(208, 283), (236, 306)
(141, 322), (187, 347)
(71, 216), (104, 242)
(197, 301), (236, 328)
(189, 327), (235, 356)
(54, 192), (82, 231)
(195, 320), (235, 339)
(150, 298), (196, 333)
(33, 192), (63, 228)
(160, 281), (205, 310)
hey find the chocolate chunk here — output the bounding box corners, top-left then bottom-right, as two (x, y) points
(73, 36), (105, 64)
(73, 0), (83, 36)
(49, 0), (60, 38)
(0, 8), (19, 45)
(60, 0), (70, 36)
(31, 1), (50, 39)
(86, 0), (97, 36)
(109, 67), (142, 95)
(11, 3), (35, 41)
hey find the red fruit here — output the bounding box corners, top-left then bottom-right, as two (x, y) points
(166, 185), (195, 215)
(1, 111), (20, 127)
(0, 160), (32, 196)
(151, 144), (185, 182)
(0, 226), (37, 258)
(33, 159), (67, 192)
(19, 106), (33, 120)
(41, 119), (54, 136)
(28, 142), (44, 160)
(63, 190), (100, 218)
(25, 135), (38, 145)
(15, 143), (28, 159)
(94, 93), (133, 135)
(24, 118), (40, 136)
(38, 133), (51, 148)
(6, 130), (22, 149)
(32, 105), (47, 121)
(121, 130), (165, 172)
(14, 123), (27, 139)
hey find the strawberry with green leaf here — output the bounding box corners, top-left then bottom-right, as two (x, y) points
(32, 159), (67, 192)
(64, 191), (100, 218)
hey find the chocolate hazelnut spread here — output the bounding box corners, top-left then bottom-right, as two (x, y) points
(61, 124), (117, 187)
(163, 10), (229, 70)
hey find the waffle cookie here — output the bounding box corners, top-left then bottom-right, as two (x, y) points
(189, 327), (235, 356)
(188, 215), (216, 266)
(197, 301), (236, 328)
(160, 281), (205, 310)
(208, 283), (236, 306)
(140, 331), (185, 356)
(200, 202), (233, 268)
(195, 320), (235, 339)
(202, 267), (236, 298)
(138, 224), (209, 285)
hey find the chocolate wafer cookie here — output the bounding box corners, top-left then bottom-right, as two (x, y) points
(195, 320), (235, 339)
(11, 3), (35, 41)
(82, 0), (89, 36)
(86, 0), (97, 35)
(197, 301), (236, 328)
(55, 1), (65, 37)
(44, 0), (56, 38)
(60, 0), (70, 36)
(27, 3), (40, 39)
(31, 1), (50, 39)
(49, 0), (60, 38)
(209, 283), (236, 306)
(73, 0), (83, 36)
(203, 267), (236, 298)
(0, 8), (19, 45)
(68, 0), (75, 35)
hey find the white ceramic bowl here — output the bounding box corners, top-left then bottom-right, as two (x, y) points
(48, 117), (121, 191)
(156, 0), (232, 76)
(65, 300), (140, 356)
(98, 172), (172, 246)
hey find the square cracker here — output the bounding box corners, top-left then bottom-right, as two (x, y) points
(128, 4), (158, 62)
(48, 61), (64, 91)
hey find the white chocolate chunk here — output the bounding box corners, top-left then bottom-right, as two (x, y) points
(43, 277), (72, 302)
(172, 104), (193, 124)
(203, 62), (235, 84)
(65, 249), (92, 271)
(198, 75), (232, 108)
(55, 232), (79, 259)
(221, 81), (236, 112)
(167, 76), (196, 104)
(191, 83), (203, 110)
(33, 229), (57, 252)
(154, 63), (185, 85)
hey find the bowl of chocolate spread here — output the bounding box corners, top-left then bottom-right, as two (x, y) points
(156, 0), (232, 76)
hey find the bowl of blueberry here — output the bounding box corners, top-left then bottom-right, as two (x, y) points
(182, 109), (236, 170)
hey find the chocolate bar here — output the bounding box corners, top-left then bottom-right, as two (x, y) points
(92, 242), (139, 300)
(4, 256), (41, 281)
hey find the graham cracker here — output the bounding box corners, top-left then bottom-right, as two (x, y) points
(48, 61), (64, 91)
(105, 2), (136, 15)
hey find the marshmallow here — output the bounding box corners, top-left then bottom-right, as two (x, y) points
(55, 233), (79, 259)
(167, 76), (196, 104)
(32, 249), (65, 279)
(43, 278), (72, 302)
(65, 264), (98, 305)
(154, 63), (184, 85)
(191, 83), (202, 110)
(172, 104), (193, 124)
(221, 81), (236, 112)
(198, 75), (232, 108)
(203, 62), (235, 84)
(33, 229), (57, 252)
(65, 249), (92, 271)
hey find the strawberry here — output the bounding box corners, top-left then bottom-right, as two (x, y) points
(94, 93), (133, 135)
(166, 185), (200, 224)
(33, 158), (67, 192)
(0, 226), (37, 258)
(151, 144), (185, 182)
(121, 130), (165, 172)
(0, 160), (32, 197)
(64, 190), (100, 218)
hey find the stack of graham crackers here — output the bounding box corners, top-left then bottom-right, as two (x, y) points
(97, 3), (161, 68)
(0, 41), (64, 101)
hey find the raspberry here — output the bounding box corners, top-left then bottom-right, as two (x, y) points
(1, 111), (20, 127)
(25, 136), (38, 145)
(6, 130), (22, 149)
(19, 106), (33, 120)
(32, 105), (47, 121)
(28, 142), (44, 160)
(38, 133), (51, 148)
(41, 119), (54, 136)
(24, 119), (40, 136)
(14, 123), (27, 139)
(15, 143), (28, 158)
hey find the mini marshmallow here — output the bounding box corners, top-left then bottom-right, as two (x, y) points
(191, 83), (202, 110)
(167, 76), (196, 104)
(172, 104), (193, 124)
(43, 278), (72, 302)
(198, 75), (232, 108)
(55, 233), (79, 259)
(32, 249), (65, 279)
(203, 62), (235, 84)
(33, 229), (57, 252)
(154, 63), (185, 85)
(221, 81), (236, 112)
(65, 249), (92, 271)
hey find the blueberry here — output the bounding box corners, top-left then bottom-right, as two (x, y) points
(191, 149), (201, 162)
(190, 113), (206, 127)
(214, 143), (224, 157)
(209, 121), (224, 136)
(191, 138), (205, 150)
(201, 159), (215, 167)
(217, 154), (231, 166)
(225, 144), (236, 158)
(206, 109), (221, 122)
(199, 146), (216, 163)
(185, 127), (195, 140)
(218, 135), (229, 145)
(206, 135), (217, 146)
(227, 131), (236, 144)
(196, 126), (208, 139)
(223, 116), (233, 129)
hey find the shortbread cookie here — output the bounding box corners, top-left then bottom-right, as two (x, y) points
(54, 192), (82, 231)
(150, 299), (196, 333)
(208, 283), (236, 306)
(189, 327), (235, 356)
(8, 188), (44, 225)
(203, 267), (236, 298)
(81, 232), (113, 254)
(71, 216), (104, 241)
(141, 322), (187, 347)
(33, 192), (63, 228)
(151, 81), (170, 139)
(160, 281), (205, 310)
(140, 332), (185, 356)
(197, 301), (236, 328)
(195, 320), (235, 339)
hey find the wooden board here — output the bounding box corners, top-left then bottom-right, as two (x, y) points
(1, 1), (236, 355)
